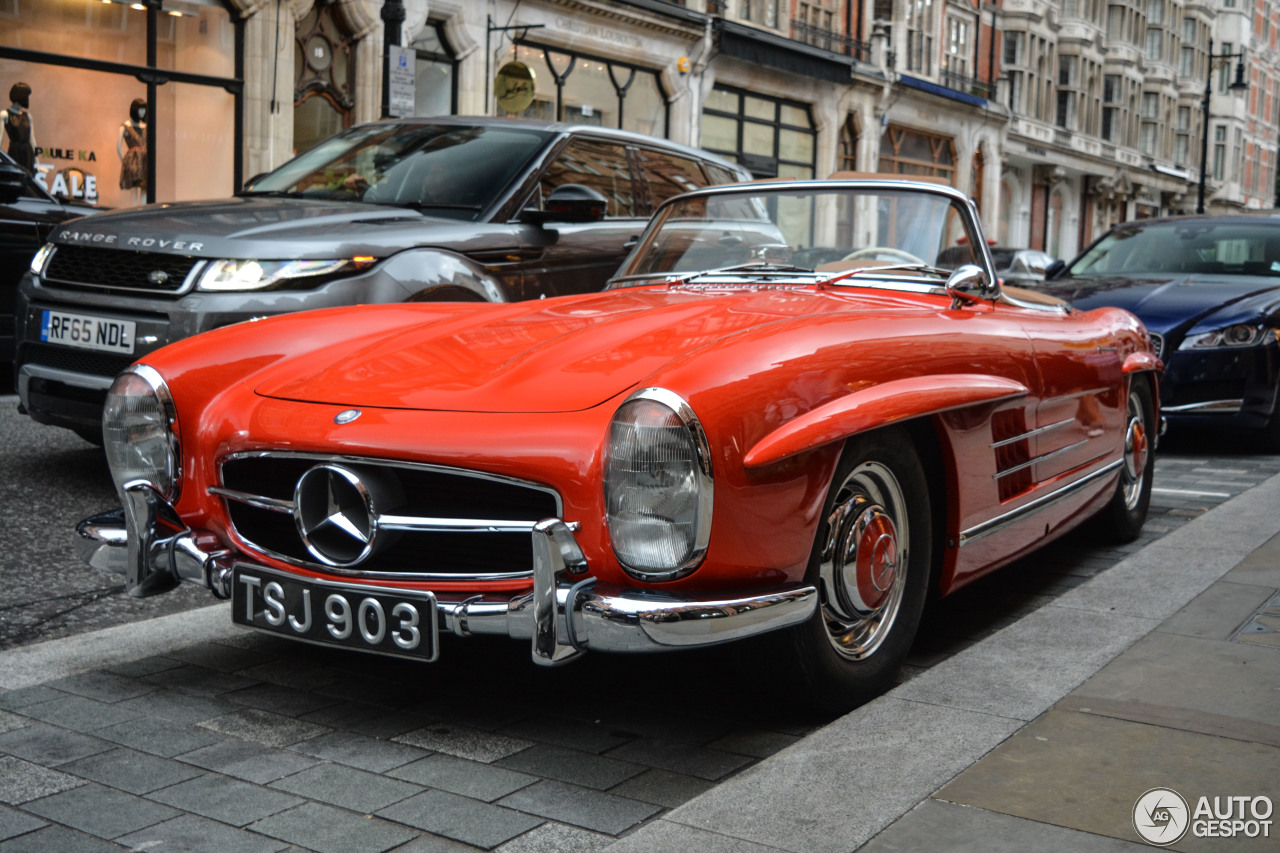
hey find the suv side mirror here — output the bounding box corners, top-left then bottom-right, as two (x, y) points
(0, 161), (28, 204)
(1044, 259), (1066, 280)
(522, 183), (608, 226)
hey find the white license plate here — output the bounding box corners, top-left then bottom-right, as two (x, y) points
(40, 310), (136, 355)
(231, 566), (439, 661)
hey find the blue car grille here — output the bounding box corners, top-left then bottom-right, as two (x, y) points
(1149, 332), (1165, 360)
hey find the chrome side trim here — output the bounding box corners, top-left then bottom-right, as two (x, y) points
(1162, 399), (1244, 415)
(960, 459), (1122, 546)
(989, 417), (1074, 449)
(993, 440), (1089, 479)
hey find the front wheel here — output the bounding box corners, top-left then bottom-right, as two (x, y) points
(777, 428), (933, 711)
(1095, 376), (1155, 542)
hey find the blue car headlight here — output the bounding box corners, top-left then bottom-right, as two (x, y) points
(1178, 324), (1278, 350)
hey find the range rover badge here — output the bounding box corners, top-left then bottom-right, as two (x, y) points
(334, 409), (361, 424)
(147, 270), (170, 286)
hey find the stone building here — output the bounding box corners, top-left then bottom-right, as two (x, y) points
(2, 0), (1274, 259)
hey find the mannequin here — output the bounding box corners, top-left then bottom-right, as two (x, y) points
(0, 82), (36, 174)
(118, 98), (147, 205)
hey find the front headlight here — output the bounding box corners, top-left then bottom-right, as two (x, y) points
(604, 388), (712, 581)
(1179, 324), (1278, 350)
(103, 365), (180, 501)
(29, 242), (55, 276)
(196, 257), (373, 292)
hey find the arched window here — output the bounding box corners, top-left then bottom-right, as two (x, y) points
(839, 116), (859, 173)
(293, 4), (355, 155)
(413, 21), (456, 116)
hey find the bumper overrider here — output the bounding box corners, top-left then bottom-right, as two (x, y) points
(76, 482), (818, 666)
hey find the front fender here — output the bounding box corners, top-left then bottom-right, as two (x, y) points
(743, 374), (1028, 468)
(380, 248), (509, 302)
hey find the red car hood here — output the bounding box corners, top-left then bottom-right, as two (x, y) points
(253, 286), (905, 413)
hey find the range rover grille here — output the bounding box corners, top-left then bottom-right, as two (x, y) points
(217, 453), (561, 580)
(44, 245), (201, 295)
(20, 342), (136, 378)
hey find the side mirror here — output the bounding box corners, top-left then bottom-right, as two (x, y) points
(1044, 259), (1066, 280)
(945, 263), (991, 309)
(0, 161), (28, 204)
(522, 183), (608, 226)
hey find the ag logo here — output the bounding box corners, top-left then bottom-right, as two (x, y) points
(1134, 787), (1190, 845)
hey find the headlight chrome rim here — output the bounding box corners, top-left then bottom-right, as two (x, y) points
(605, 387), (713, 583)
(103, 363), (181, 502)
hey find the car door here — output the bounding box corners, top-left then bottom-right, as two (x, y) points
(514, 135), (649, 297)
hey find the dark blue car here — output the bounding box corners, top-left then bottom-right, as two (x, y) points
(1042, 214), (1280, 450)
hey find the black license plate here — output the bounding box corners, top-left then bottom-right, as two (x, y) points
(231, 567), (438, 661)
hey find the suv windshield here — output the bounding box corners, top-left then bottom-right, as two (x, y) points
(1070, 220), (1280, 278)
(245, 123), (554, 221)
(613, 184), (981, 283)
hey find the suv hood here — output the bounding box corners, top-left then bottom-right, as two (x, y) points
(250, 287), (906, 414)
(1045, 274), (1280, 332)
(50, 196), (510, 259)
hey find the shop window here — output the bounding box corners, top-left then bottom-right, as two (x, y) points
(507, 44), (668, 139)
(0, 0), (239, 207)
(537, 138), (636, 217)
(294, 95), (345, 160)
(294, 3), (354, 155)
(699, 86), (815, 179)
(413, 22), (456, 117)
(878, 125), (956, 185)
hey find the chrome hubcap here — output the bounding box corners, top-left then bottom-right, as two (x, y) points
(1121, 390), (1148, 511)
(818, 461), (908, 660)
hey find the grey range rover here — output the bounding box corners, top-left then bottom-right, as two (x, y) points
(14, 117), (745, 442)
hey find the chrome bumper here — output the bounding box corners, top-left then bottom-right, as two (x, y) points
(77, 483), (817, 666)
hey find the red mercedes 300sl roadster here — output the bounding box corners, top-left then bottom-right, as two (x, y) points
(79, 177), (1160, 707)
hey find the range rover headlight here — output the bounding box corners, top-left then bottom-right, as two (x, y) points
(604, 388), (712, 581)
(29, 242), (54, 276)
(1179, 324), (1278, 350)
(196, 257), (374, 292)
(103, 365), (180, 501)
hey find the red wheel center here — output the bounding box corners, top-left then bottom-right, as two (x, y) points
(854, 513), (898, 610)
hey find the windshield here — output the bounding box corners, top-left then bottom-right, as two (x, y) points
(1070, 220), (1280, 278)
(613, 184), (983, 283)
(244, 124), (553, 221)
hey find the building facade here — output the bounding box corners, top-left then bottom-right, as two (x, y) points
(2, 0), (1275, 259)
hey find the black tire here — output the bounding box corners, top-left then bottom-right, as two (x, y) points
(778, 427), (933, 712)
(1261, 387), (1280, 453)
(1095, 375), (1155, 542)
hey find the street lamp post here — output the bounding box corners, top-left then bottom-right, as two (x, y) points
(1197, 38), (1249, 214)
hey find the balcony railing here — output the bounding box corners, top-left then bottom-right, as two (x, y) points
(790, 20), (871, 62)
(940, 68), (996, 99)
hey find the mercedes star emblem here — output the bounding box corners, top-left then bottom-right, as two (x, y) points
(293, 464), (377, 567)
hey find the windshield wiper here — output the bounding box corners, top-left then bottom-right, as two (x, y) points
(823, 262), (953, 284)
(380, 201), (484, 212)
(669, 262), (817, 284)
(237, 189), (307, 199)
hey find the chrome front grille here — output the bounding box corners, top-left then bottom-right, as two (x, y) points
(44, 245), (203, 295)
(215, 452), (561, 581)
(1149, 332), (1165, 360)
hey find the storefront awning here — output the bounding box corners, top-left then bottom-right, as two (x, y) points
(714, 19), (853, 84)
(898, 75), (987, 108)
